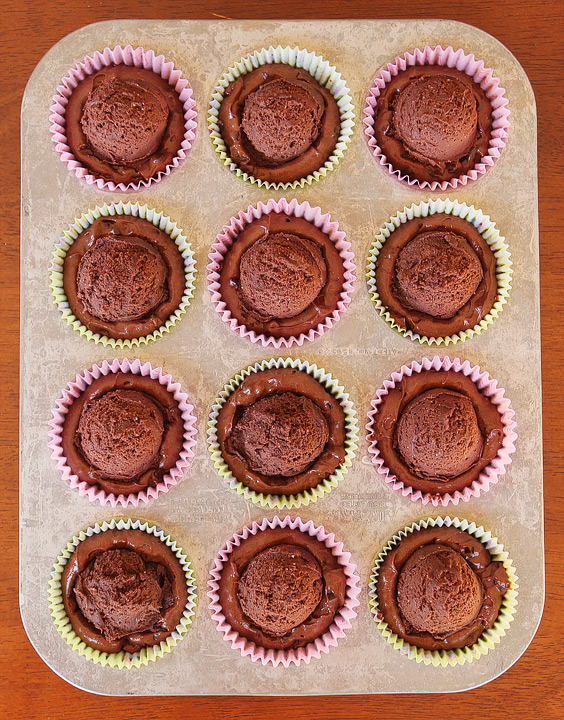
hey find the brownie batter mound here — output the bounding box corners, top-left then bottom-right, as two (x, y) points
(394, 230), (483, 319)
(73, 548), (174, 641)
(238, 544), (323, 635)
(242, 79), (323, 164)
(396, 388), (484, 479)
(239, 232), (326, 320)
(81, 77), (169, 165)
(397, 544), (483, 637)
(76, 389), (164, 479)
(228, 392), (329, 477)
(76, 236), (168, 323)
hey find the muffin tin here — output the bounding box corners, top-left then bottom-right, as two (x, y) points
(20, 19), (542, 694)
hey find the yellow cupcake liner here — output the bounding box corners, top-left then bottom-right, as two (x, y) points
(50, 202), (196, 348)
(368, 516), (518, 668)
(208, 45), (355, 189)
(48, 517), (197, 668)
(366, 198), (512, 345)
(207, 357), (358, 509)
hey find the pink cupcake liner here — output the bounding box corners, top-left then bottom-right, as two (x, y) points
(47, 358), (197, 507)
(362, 45), (510, 191)
(207, 515), (361, 667)
(207, 198), (356, 348)
(366, 355), (517, 506)
(49, 44), (197, 192)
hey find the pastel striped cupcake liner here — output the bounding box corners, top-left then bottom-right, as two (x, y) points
(368, 516), (518, 667)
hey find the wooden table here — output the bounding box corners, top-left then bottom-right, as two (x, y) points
(1, 1), (562, 717)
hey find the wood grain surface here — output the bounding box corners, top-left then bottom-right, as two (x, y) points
(1, 1), (563, 717)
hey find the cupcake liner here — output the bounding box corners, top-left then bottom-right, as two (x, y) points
(208, 514), (361, 667)
(50, 202), (196, 348)
(208, 45), (355, 189)
(48, 358), (197, 507)
(207, 197), (356, 348)
(366, 198), (512, 345)
(366, 355), (517, 506)
(49, 517), (197, 668)
(208, 356), (358, 509)
(363, 45), (510, 191)
(50, 44), (197, 192)
(368, 515), (518, 667)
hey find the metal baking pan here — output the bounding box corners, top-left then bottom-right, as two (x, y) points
(20, 18), (542, 694)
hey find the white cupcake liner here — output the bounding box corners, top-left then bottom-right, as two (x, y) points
(366, 355), (517, 506)
(207, 198), (356, 348)
(48, 358), (197, 507)
(50, 202), (196, 348)
(363, 45), (510, 191)
(208, 45), (355, 189)
(49, 518), (197, 668)
(366, 198), (512, 345)
(207, 356), (358, 509)
(50, 44), (197, 192)
(208, 514), (360, 667)
(368, 516), (518, 667)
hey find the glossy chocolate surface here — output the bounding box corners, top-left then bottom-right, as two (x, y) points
(217, 367), (346, 496)
(369, 369), (504, 496)
(63, 215), (186, 340)
(218, 63), (340, 183)
(219, 213), (345, 339)
(218, 526), (347, 650)
(377, 526), (509, 650)
(61, 372), (184, 495)
(373, 65), (493, 184)
(374, 213), (498, 338)
(66, 65), (185, 184)
(61, 529), (188, 653)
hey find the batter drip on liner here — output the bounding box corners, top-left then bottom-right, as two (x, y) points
(377, 526), (510, 650)
(218, 63), (341, 183)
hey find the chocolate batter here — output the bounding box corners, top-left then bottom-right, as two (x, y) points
(377, 525), (509, 650)
(63, 215), (186, 341)
(66, 65), (185, 184)
(61, 528), (188, 654)
(372, 65), (493, 184)
(218, 63), (341, 183)
(61, 371), (185, 496)
(369, 369), (504, 496)
(219, 213), (345, 339)
(218, 526), (347, 650)
(374, 213), (498, 338)
(216, 367), (346, 496)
